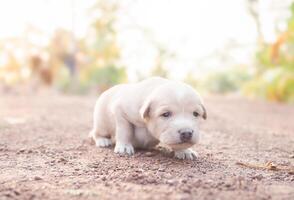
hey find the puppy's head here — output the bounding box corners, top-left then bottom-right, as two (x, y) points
(140, 82), (206, 150)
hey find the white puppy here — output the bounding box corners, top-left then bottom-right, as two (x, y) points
(89, 77), (207, 160)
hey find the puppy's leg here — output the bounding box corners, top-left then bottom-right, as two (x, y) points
(89, 129), (112, 148)
(113, 113), (134, 155)
(133, 127), (159, 149)
(174, 148), (198, 160)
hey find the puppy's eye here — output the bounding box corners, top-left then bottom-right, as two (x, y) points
(193, 111), (199, 117)
(161, 111), (172, 118)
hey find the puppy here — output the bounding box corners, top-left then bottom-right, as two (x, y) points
(89, 77), (207, 160)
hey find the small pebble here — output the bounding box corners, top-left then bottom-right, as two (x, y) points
(145, 152), (156, 157)
(182, 188), (191, 194)
(14, 190), (20, 196)
(252, 174), (263, 181)
(0, 148), (6, 151)
(181, 179), (188, 184)
(34, 176), (43, 181)
(58, 158), (67, 163)
(224, 182), (232, 187)
(135, 168), (144, 173)
(166, 179), (176, 185)
(158, 168), (165, 172)
(18, 149), (26, 153)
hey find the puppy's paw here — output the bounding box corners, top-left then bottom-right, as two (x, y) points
(174, 149), (198, 160)
(95, 137), (112, 148)
(114, 143), (135, 156)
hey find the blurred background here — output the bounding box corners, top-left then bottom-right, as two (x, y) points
(0, 0), (293, 103)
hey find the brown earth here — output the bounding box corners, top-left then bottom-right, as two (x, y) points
(0, 92), (294, 200)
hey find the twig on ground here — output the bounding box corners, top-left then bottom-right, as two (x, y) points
(236, 161), (294, 174)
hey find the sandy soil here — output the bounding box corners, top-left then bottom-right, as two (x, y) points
(0, 92), (294, 200)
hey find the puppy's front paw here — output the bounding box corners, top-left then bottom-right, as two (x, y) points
(95, 137), (112, 148)
(174, 149), (198, 160)
(114, 143), (135, 156)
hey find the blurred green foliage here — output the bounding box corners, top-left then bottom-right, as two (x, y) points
(69, 0), (126, 93)
(244, 68), (294, 102)
(81, 65), (126, 91)
(0, 0), (293, 103)
(243, 3), (294, 103)
(0, 0), (126, 94)
(205, 68), (252, 94)
(185, 67), (252, 95)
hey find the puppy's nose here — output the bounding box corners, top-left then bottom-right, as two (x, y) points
(178, 128), (193, 142)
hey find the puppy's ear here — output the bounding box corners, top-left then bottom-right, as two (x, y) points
(140, 100), (151, 121)
(201, 104), (207, 120)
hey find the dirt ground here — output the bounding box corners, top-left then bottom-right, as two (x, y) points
(0, 92), (294, 200)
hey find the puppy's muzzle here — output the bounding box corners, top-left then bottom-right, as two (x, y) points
(178, 128), (193, 142)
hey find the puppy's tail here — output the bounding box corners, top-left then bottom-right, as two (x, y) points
(88, 129), (96, 145)
(88, 129), (95, 138)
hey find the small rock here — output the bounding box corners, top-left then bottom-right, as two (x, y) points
(158, 168), (165, 172)
(166, 179), (176, 185)
(225, 184), (232, 188)
(252, 174), (263, 181)
(289, 154), (294, 159)
(187, 174), (194, 178)
(181, 179), (188, 184)
(13, 190), (20, 196)
(145, 152), (156, 157)
(135, 168), (144, 173)
(34, 176), (43, 181)
(206, 179), (213, 184)
(147, 178), (157, 184)
(58, 158), (67, 163)
(18, 149), (26, 153)
(182, 188), (191, 194)
(4, 193), (12, 197)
